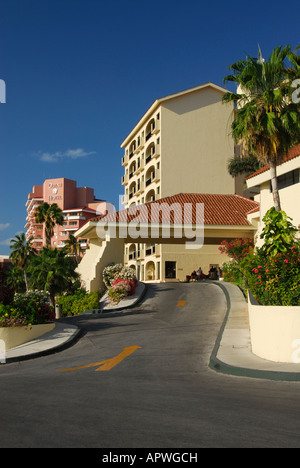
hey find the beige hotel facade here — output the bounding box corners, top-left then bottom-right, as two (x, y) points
(120, 82), (249, 282)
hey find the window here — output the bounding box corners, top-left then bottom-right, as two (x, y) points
(270, 169), (300, 191)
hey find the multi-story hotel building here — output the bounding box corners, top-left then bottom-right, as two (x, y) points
(120, 82), (245, 281)
(25, 178), (111, 253)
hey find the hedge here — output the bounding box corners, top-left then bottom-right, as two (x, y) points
(57, 290), (99, 316)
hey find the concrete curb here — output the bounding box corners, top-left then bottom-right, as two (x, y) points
(209, 281), (300, 382)
(2, 323), (82, 364)
(82, 282), (147, 315)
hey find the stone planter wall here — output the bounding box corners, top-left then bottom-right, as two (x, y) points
(0, 323), (55, 350)
(248, 291), (300, 363)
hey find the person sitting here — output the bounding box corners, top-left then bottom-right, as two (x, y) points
(191, 270), (197, 280)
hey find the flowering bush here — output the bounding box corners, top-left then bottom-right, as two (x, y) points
(240, 245), (300, 306)
(219, 207), (300, 306)
(108, 278), (136, 304)
(0, 304), (30, 327)
(219, 238), (254, 261)
(103, 264), (138, 289)
(103, 264), (123, 288)
(103, 264), (138, 304)
(219, 238), (254, 289)
(0, 291), (55, 327)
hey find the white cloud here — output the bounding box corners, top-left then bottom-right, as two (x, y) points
(0, 223), (10, 231)
(39, 148), (96, 163)
(0, 238), (12, 246)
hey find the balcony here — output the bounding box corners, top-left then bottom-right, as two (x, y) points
(68, 215), (86, 220)
(122, 155), (128, 166)
(135, 158), (144, 174)
(152, 119), (160, 134)
(145, 154), (152, 165)
(129, 251), (136, 260)
(153, 168), (160, 182)
(145, 131), (152, 142)
(145, 244), (156, 256)
(152, 143), (160, 159)
(137, 135), (145, 151)
(121, 173), (128, 185)
(145, 167), (160, 187)
(136, 180), (145, 195)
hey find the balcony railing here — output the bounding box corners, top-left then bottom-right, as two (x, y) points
(146, 154), (152, 165)
(146, 245), (156, 256)
(129, 252), (136, 260)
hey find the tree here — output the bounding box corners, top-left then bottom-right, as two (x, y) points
(34, 202), (64, 247)
(6, 266), (26, 293)
(9, 233), (36, 291)
(223, 45), (300, 211)
(227, 153), (260, 177)
(28, 248), (80, 307)
(63, 233), (81, 264)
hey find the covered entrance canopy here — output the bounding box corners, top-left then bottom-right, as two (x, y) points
(75, 193), (259, 291)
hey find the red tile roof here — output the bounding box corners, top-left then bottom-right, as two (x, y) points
(89, 193), (259, 227)
(246, 143), (300, 180)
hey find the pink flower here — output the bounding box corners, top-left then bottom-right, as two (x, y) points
(284, 259), (289, 264)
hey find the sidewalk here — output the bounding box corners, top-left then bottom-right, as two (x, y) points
(209, 281), (300, 381)
(2, 322), (82, 364)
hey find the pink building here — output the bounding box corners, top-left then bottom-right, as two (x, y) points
(25, 178), (111, 253)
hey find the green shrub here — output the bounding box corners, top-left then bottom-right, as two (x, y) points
(240, 245), (300, 306)
(220, 210), (300, 306)
(0, 291), (55, 327)
(57, 290), (99, 316)
(222, 261), (247, 293)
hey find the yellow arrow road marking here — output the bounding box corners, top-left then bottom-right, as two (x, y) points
(177, 300), (187, 306)
(58, 346), (142, 373)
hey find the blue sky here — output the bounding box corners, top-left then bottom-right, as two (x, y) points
(0, 0), (299, 255)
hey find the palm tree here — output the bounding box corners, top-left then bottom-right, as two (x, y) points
(63, 233), (81, 264)
(223, 45), (300, 211)
(28, 248), (80, 307)
(9, 233), (36, 291)
(6, 266), (26, 293)
(34, 202), (64, 247)
(227, 153), (260, 177)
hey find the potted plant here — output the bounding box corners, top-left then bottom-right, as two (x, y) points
(240, 208), (300, 363)
(0, 291), (55, 350)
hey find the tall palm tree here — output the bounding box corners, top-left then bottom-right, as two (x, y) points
(9, 233), (36, 291)
(223, 45), (300, 211)
(28, 248), (80, 306)
(34, 202), (64, 247)
(63, 233), (81, 264)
